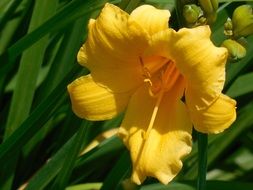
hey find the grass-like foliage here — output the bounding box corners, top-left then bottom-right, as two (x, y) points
(0, 0), (253, 189)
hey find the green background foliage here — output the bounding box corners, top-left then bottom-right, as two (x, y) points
(0, 0), (253, 189)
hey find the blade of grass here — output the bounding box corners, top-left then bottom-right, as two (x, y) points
(34, 16), (89, 102)
(22, 15), (89, 162)
(140, 182), (195, 190)
(206, 181), (253, 190)
(0, 0), (119, 71)
(66, 183), (102, 190)
(4, 0), (57, 138)
(0, 63), (80, 164)
(0, 0), (22, 29)
(226, 72), (253, 98)
(19, 117), (59, 180)
(70, 136), (124, 184)
(140, 181), (253, 190)
(24, 129), (81, 190)
(0, 88), (67, 189)
(1, 1), (57, 189)
(0, 0), (33, 99)
(25, 136), (123, 189)
(0, 0), (33, 51)
(50, 121), (92, 190)
(100, 150), (131, 190)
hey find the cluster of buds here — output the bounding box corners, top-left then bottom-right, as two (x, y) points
(222, 5), (253, 61)
(180, 0), (218, 27)
(180, 1), (252, 61)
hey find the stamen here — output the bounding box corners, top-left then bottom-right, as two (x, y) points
(140, 57), (161, 97)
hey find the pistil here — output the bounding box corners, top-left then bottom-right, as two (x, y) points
(143, 88), (164, 140)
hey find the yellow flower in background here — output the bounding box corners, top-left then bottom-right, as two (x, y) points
(67, 3), (236, 185)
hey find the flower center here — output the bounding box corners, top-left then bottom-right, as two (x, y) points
(140, 58), (181, 140)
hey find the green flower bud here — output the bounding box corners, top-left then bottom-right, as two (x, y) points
(183, 4), (201, 24)
(198, 0), (218, 24)
(232, 5), (253, 38)
(222, 39), (246, 61)
(224, 18), (233, 36)
(224, 18), (233, 30)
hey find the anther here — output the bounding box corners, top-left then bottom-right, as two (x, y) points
(144, 78), (153, 87)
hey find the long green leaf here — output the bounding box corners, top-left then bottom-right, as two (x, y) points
(100, 150), (131, 190)
(66, 183), (102, 190)
(226, 72), (253, 98)
(1, 1), (57, 189)
(22, 16), (90, 161)
(0, 0), (119, 69)
(25, 130), (80, 190)
(0, 0), (22, 29)
(26, 136), (123, 189)
(139, 181), (253, 190)
(50, 121), (92, 190)
(0, 64), (80, 163)
(4, 0), (58, 139)
(35, 16), (89, 101)
(70, 136), (124, 184)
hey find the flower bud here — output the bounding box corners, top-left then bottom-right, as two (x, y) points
(198, 0), (218, 24)
(232, 5), (253, 38)
(183, 4), (201, 24)
(224, 18), (233, 36)
(221, 39), (246, 61)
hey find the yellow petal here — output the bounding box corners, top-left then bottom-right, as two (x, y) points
(146, 26), (228, 110)
(118, 83), (192, 184)
(187, 94), (236, 134)
(67, 75), (130, 120)
(79, 3), (150, 93)
(130, 5), (170, 35)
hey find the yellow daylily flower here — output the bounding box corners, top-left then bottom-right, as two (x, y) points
(67, 3), (236, 185)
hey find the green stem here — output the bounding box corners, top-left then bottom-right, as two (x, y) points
(197, 132), (208, 190)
